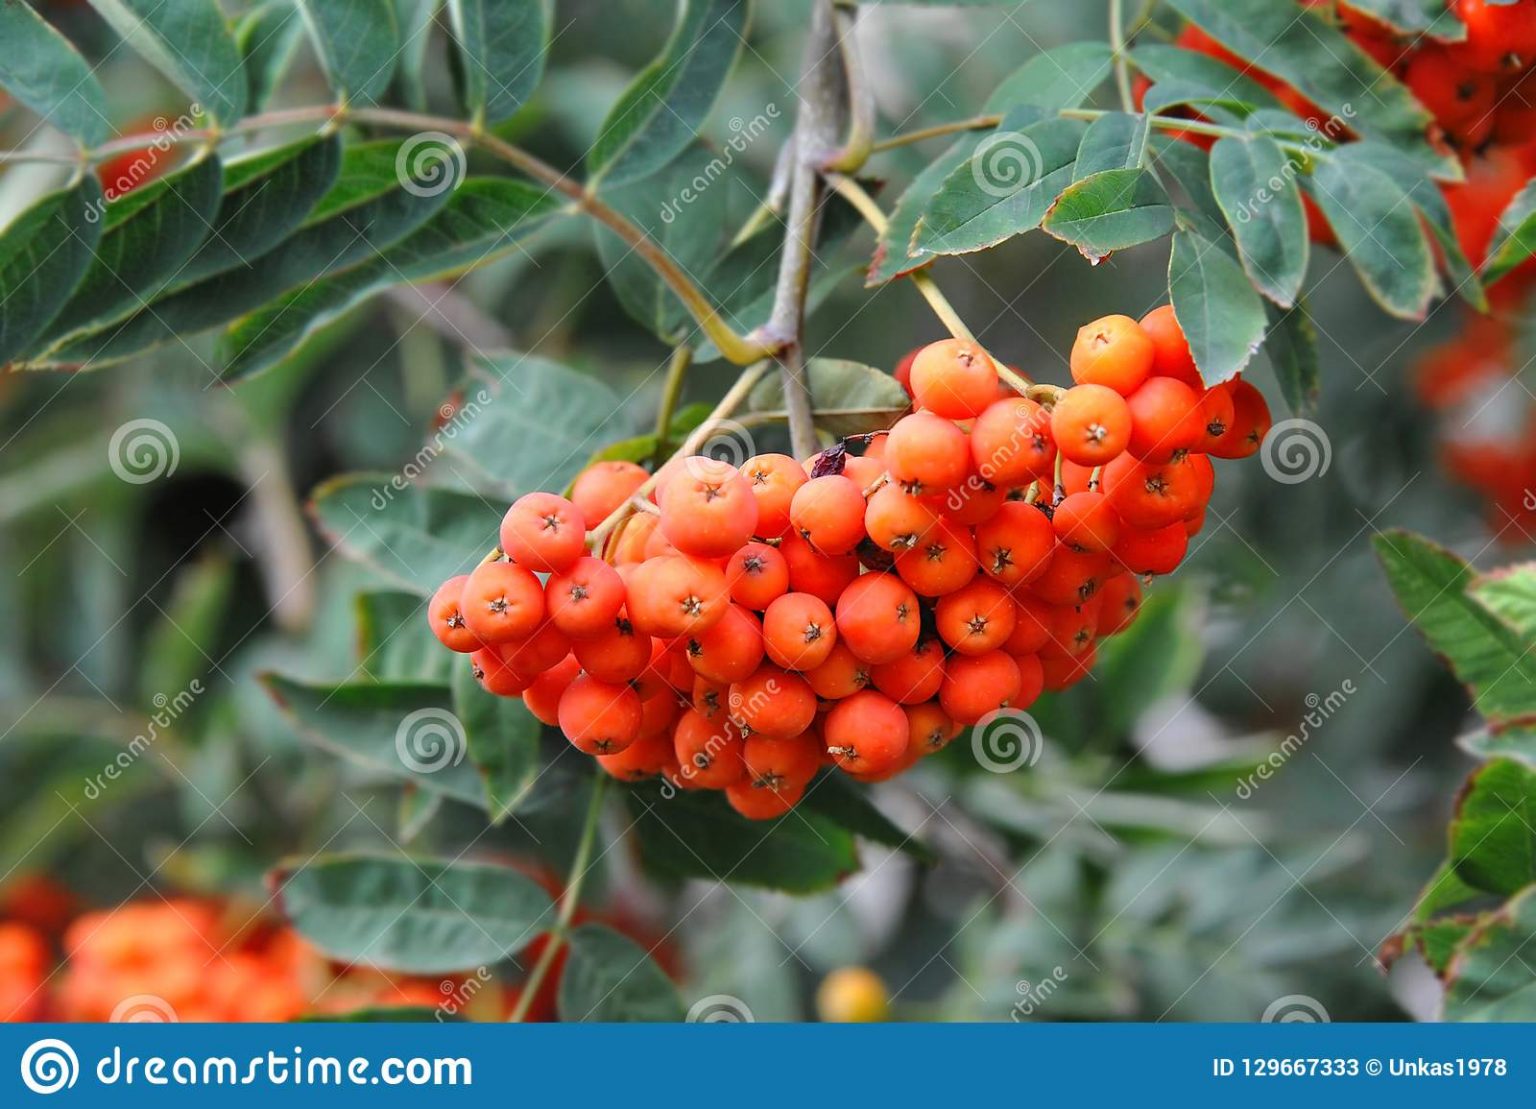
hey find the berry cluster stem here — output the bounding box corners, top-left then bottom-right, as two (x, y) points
(508, 774), (607, 1023)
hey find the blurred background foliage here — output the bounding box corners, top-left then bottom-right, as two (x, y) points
(0, 0), (1512, 1021)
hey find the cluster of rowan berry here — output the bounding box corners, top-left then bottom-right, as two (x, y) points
(427, 308), (1272, 820)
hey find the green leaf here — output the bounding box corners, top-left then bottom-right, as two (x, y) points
(308, 474), (493, 596)
(1209, 136), (1308, 307)
(274, 853), (555, 973)
(0, 177), (104, 366)
(1450, 759), (1536, 897)
(799, 772), (935, 862)
(393, 0), (441, 110)
(220, 178), (561, 379)
(1042, 168), (1173, 263)
(1164, 0), (1455, 177)
(451, 663), (542, 822)
(1470, 565), (1536, 641)
(1348, 141), (1485, 311)
(260, 673), (490, 807)
(140, 555), (234, 706)
(1306, 148), (1437, 319)
(0, 1), (111, 146)
(1263, 299), (1321, 415)
(38, 156), (225, 351)
(445, 353), (633, 498)
(447, 0), (549, 125)
(1151, 135), (1224, 236)
(295, 0), (401, 103)
(1444, 886), (1536, 1020)
(54, 140), (451, 369)
(624, 782), (857, 893)
(1374, 529), (1536, 724)
(1461, 723), (1536, 769)
(1128, 43), (1286, 114)
(357, 590), (458, 685)
(1167, 227), (1267, 383)
(912, 117), (1085, 257)
(592, 147), (736, 343)
(557, 923), (685, 1022)
(868, 137), (980, 285)
(1072, 112), (1149, 178)
(87, 0), (247, 125)
(1343, 0), (1464, 39)
(746, 358), (910, 437)
(237, 1), (307, 113)
(1091, 585), (1203, 738)
(984, 43), (1113, 115)
(587, 0), (750, 188)
(1483, 179), (1536, 286)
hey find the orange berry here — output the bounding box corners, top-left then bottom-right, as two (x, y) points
(1052, 491), (1121, 553)
(885, 410), (972, 494)
(780, 532), (860, 606)
(571, 460), (648, 524)
(497, 621), (572, 676)
(943, 477), (1009, 526)
(805, 641), (873, 700)
(741, 730), (821, 789)
(835, 573), (922, 664)
(1028, 545), (1111, 606)
(597, 729), (675, 781)
(626, 555), (729, 638)
(1041, 600), (1100, 659)
(461, 560), (545, 644)
(545, 556), (625, 640)
(869, 638), (946, 704)
(824, 690), (908, 775)
(658, 457), (758, 558)
(1209, 379), (1271, 459)
(905, 701), (960, 757)
(1096, 573), (1143, 636)
(1050, 384), (1132, 466)
(1070, 314), (1155, 395)
(740, 453), (807, 537)
(1124, 377), (1200, 463)
(763, 592), (838, 671)
(428, 574), (483, 653)
(1102, 454), (1201, 530)
(729, 666), (818, 738)
(894, 516), (979, 596)
(692, 675), (728, 721)
(1041, 646), (1095, 692)
(939, 650), (1022, 725)
(1194, 382), (1237, 454)
(726, 777), (803, 819)
(1006, 595), (1054, 655)
(893, 346), (922, 397)
(686, 602), (766, 684)
(973, 501), (1054, 587)
(725, 540), (791, 611)
(864, 483), (941, 551)
(791, 474), (868, 554)
(1111, 521), (1189, 575)
(1138, 305), (1202, 387)
(908, 338), (1000, 419)
(558, 675), (642, 755)
(935, 577), (1017, 655)
(500, 492), (587, 572)
(673, 710), (747, 790)
(970, 396), (1056, 484)
(1014, 651), (1045, 708)
(610, 512), (659, 564)
(573, 615), (652, 684)
(471, 647), (533, 695)
(523, 655), (581, 725)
